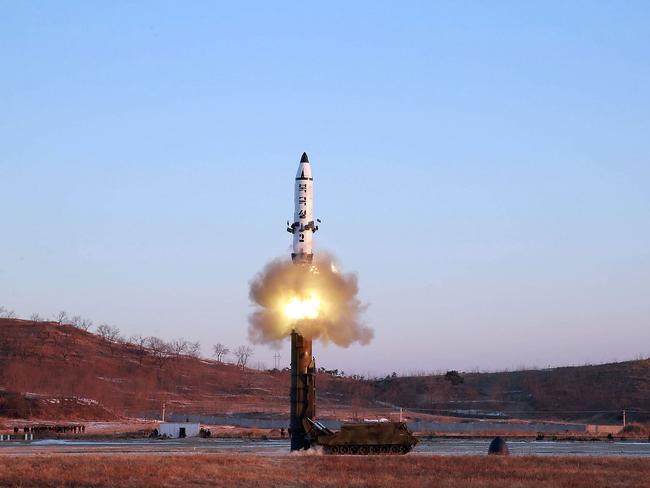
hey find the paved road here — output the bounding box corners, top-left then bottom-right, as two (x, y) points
(415, 438), (650, 457)
(0, 438), (648, 457)
(0, 438), (287, 457)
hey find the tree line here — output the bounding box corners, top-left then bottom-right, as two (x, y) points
(0, 306), (255, 369)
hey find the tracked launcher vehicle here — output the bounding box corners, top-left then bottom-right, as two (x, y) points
(307, 418), (418, 455)
(290, 332), (418, 454)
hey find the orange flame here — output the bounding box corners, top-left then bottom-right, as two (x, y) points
(248, 254), (373, 347)
(284, 293), (321, 320)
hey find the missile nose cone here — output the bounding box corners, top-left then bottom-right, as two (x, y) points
(300, 152), (309, 163)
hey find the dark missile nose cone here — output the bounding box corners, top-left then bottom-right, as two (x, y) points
(300, 152), (309, 163)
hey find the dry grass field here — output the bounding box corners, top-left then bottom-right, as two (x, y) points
(0, 454), (648, 487)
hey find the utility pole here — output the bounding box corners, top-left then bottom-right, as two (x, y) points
(274, 353), (281, 369)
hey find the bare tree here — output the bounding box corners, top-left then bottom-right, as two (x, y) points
(96, 324), (123, 356)
(128, 334), (148, 365)
(29, 313), (43, 322)
(70, 315), (93, 332)
(79, 318), (93, 331)
(186, 341), (201, 358)
(234, 345), (254, 369)
(169, 338), (190, 357)
(97, 323), (122, 342)
(0, 306), (16, 318)
(212, 343), (229, 363)
(145, 336), (172, 369)
(129, 333), (146, 346)
(168, 338), (201, 359)
(54, 311), (69, 326)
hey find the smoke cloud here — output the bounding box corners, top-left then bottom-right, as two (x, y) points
(248, 253), (373, 347)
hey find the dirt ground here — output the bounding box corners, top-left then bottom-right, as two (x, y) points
(0, 453), (648, 487)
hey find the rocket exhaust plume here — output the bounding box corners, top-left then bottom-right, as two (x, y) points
(248, 253), (373, 347)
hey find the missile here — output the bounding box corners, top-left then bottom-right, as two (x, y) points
(287, 152), (320, 265)
(286, 152), (319, 450)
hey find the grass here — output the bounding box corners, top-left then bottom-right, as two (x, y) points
(0, 454), (648, 487)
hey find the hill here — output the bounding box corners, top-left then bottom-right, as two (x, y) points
(0, 318), (648, 423)
(372, 360), (650, 424)
(0, 318), (359, 420)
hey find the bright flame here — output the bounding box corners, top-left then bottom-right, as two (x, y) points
(248, 254), (373, 347)
(284, 294), (321, 320)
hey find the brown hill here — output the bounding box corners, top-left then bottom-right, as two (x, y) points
(372, 361), (650, 423)
(0, 318), (361, 420)
(0, 318), (648, 423)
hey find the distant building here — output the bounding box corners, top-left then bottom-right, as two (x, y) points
(158, 422), (200, 438)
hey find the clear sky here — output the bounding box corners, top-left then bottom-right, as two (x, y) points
(1, 1), (649, 375)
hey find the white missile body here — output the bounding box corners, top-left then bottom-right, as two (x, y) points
(287, 152), (319, 264)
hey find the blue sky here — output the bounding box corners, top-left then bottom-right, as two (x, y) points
(1, 1), (649, 374)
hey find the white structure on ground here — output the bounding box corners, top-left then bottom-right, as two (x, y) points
(158, 422), (200, 438)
